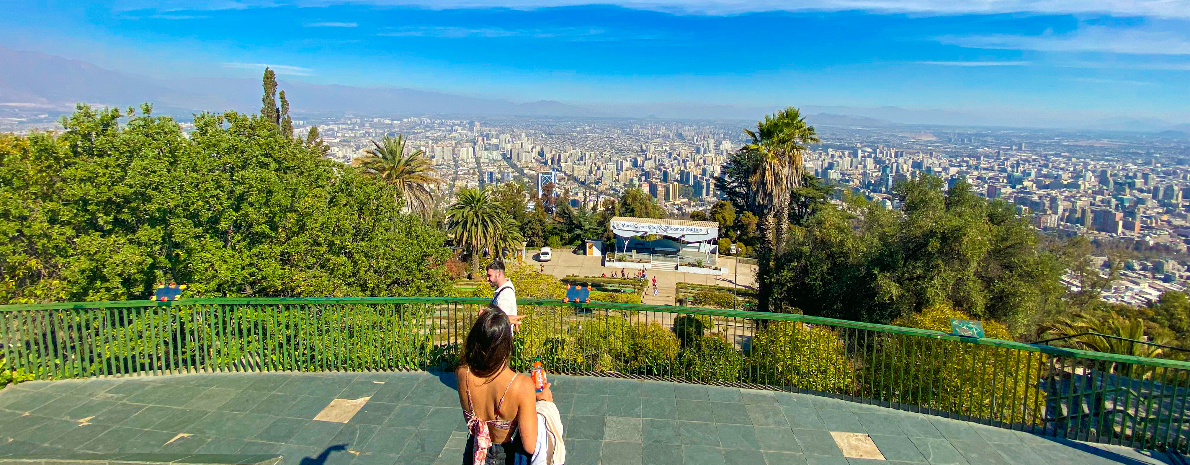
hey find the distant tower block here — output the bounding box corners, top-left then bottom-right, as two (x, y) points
(537, 171), (557, 199)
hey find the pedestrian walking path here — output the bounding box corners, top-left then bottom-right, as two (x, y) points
(0, 372), (1176, 465)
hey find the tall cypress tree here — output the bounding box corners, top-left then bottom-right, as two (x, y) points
(262, 68), (279, 125)
(279, 90), (294, 139)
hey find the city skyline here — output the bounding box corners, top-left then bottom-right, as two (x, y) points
(1, 1), (1187, 128)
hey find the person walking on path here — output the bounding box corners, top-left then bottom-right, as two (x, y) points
(651, 276), (657, 289)
(485, 261), (522, 328)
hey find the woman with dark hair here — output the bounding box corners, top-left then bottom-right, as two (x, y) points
(456, 306), (552, 465)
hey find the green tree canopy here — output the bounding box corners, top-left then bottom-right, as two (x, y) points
(770, 175), (1065, 333)
(0, 104), (452, 303)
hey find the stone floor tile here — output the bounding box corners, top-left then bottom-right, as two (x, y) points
(563, 438), (600, 465)
(754, 426), (802, 453)
(856, 413), (907, 437)
(640, 381), (677, 398)
(135, 385), (190, 407)
(603, 440), (645, 465)
(289, 420), (347, 449)
(159, 433), (211, 454)
(340, 379), (385, 399)
(643, 443), (682, 465)
(0, 439), (42, 456)
(724, 448), (768, 465)
(383, 404), (432, 429)
(183, 387), (239, 411)
(816, 410), (865, 434)
(63, 399), (118, 422)
(641, 397), (678, 420)
(643, 419), (681, 445)
(675, 384), (711, 401)
(740, 390), (780, 406)
(948, 439), (1009, 465)
(349, 402), (397, 426)
(254, 417), (310, 443)
(16, 418), (82, 445)
(764, 450), (809, 464)
(117, 429), (180, 453)
(993, 446), (1047, 465)
(928, 419), (980, 441)
(608, 380), (643, 398)
(418, 407), (463, 431)
(331, 423), (379, 451)
(607, 394), (643, 417)
(444, 431), (468, 450)
(868, 434), (926, 462)
(237, 440), (286, 455)
(804, 457), (850, 465)
(550, 392), (576, 416)
(368, 382), (415, 404)
(576, 378), (609, 396)
(683, 444), (727, 465)
(358, 426), (414, 455)
(970, 426), (1022, 445)
(216, 412), (278, 439)
(567, 415), (606, 441)
(606, 416), (644, 442)
(572, 394), (609, 416)
(278, 444), (321, 465)
(1010, 430), (1056, 446)
(717, 424), (760, 450)
(349, 452), (399, 465)
(121, 405), (186, 429)
(793, 429), (844, 457)
(248, 393), (301, 416)
(679, 421), (721, 447)
(57, 423), (113, 449)
(898, 416), (945, 439)
(89, 402), (147, 426)
(79, 426), (147, 453)
(219, 390), (269, 413)
(783, 406), (826, 430)
(713, 402), (751, 425)
(397, 428), (452, 461)
(677, 400), (716, 422)
(2, 413), (51, 437)
(28, 395), (90, 419)
(907, 437), (969, 465)
(747, 403), (789, 427)
(708, 387), (743, 403)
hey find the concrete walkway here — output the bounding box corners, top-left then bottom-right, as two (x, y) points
(0, 373), (1176, 465)
(534, 250), (757, 291)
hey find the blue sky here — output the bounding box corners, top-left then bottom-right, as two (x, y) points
(1, 0), (1188, 124)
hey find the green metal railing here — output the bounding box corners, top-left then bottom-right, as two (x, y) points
(1, 297), (1188, 453)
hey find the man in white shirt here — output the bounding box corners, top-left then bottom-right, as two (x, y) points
(485, 261), (522, 326)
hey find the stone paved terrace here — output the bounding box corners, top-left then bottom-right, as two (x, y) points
(0, 372), (1179, 465)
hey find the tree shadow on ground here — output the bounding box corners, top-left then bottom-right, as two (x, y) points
(298, 444), (347, 465)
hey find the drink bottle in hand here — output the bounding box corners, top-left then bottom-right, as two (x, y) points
(531, 359), (547, 393)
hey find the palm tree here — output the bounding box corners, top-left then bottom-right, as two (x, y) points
(446, 187), (504, 273)
(1041, 311), (1175, 377)
(354, 135), (441, 219)
(740, 107), (819, 312)
(494, 214), (525, 261)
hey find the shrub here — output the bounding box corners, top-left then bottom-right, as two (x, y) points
(745, 322), (853, 393)
(590, 291), (638, 304)
(689, 289), (739, 309)
(677, 335), (743, 383)
(627, 322), (681, 375)
(674, 314), (713, 346)
(876, 304), (1045, 425)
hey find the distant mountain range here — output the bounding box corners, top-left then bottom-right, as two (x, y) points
(1, 45), (1186, 135)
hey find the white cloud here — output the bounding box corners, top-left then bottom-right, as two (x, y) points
(914, 60), (1031, 66)
(376, 26), (660, 40)
(1075, 77), (1155, 85)
(222, 62), (314, 75)
(116, 0), (1190, 19)
(940, 26), (1190, 56)
(306, 21), (358, 27)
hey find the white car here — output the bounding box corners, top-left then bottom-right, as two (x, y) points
(538, 247), (552, 262)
